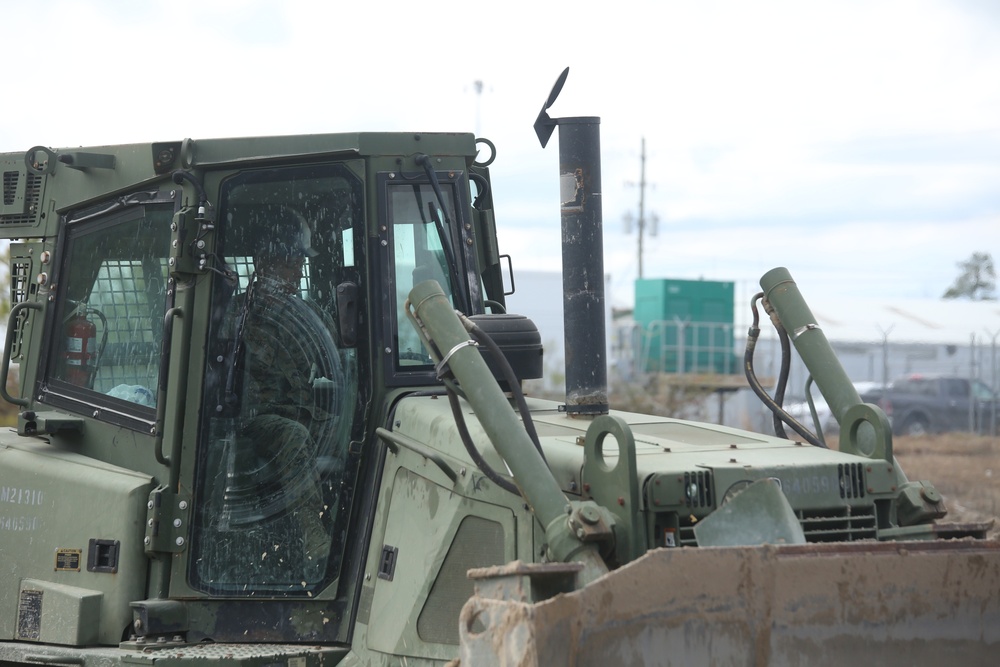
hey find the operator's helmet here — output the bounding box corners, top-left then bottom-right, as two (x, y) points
(256, 205), (318, 260)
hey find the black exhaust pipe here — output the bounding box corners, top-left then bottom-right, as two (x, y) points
(534, 68), (609, 416)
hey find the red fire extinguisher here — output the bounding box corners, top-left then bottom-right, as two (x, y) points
(63, 310), (97, 388)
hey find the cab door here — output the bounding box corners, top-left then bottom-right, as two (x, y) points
(173, 161), (371, 643)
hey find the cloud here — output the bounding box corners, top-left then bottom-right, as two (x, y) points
(2, 0), (997, 309)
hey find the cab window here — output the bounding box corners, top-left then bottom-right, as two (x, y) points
(387, 181), (461, 372)
(41, 199), (174, 425)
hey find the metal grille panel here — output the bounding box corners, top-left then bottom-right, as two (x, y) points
(679, 503), (877, 546)
(797, 505), (877, 542)
(417, 516), (504, 645)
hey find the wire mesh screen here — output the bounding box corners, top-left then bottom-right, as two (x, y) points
(9, 255), (32, 358)
(88, 258), (169, 394)
(224, 256), (312, 298)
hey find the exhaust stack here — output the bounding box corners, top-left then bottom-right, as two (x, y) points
(534, 68), (608, 415)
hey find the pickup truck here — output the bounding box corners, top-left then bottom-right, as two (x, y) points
(784, 381), (885, 437)
(878, 373), (999, 436)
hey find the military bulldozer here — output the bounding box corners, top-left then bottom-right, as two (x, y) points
(1, 70), (997, 666)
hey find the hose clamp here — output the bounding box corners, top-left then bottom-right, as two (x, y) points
(792, 323), (820, 339)
(436, 339), (478, 378)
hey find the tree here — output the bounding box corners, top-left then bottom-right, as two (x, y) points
(943, 252), (996, 301)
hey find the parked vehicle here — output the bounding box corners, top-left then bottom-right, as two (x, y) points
(784, 381), (885, 438)
(879, 373), (1000, 436)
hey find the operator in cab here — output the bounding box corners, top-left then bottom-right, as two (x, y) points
(235, 207), (333, 581)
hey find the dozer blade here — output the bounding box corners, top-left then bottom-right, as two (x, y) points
(460, 540), (1000, 666)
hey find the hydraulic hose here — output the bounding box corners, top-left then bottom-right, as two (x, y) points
(768, 302), (793, 439)
(761, 267), (890, 460)
(745, 293), (826, 448)
(446, 389), (521, 496)
(459, 313), (546, 464)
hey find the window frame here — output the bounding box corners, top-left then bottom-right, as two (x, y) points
(377, 170), (476, 387)
(36, 190), (179, 432)
(186, 161), (367, 602)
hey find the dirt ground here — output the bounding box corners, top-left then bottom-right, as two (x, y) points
(893, 434), (999, 539)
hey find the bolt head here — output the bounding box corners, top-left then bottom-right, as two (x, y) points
(920, 487), (942, 504)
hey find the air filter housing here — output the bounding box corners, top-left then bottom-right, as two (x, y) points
(468, 314), (543, 388)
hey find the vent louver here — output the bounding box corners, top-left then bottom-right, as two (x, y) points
(679, 503), (878, 546)
(839, 462), (866, 499)
(797, 505), (878, 542)
(683, 470), (713, 508)
(2, 170), (17, 206)
(1, 170), (43, 226)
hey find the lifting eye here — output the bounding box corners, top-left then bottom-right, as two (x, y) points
(25, 146), (57, 175)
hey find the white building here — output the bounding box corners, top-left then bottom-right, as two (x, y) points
(509, 270), (1000, 432)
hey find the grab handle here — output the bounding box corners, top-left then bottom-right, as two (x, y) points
(1, 302), (42, 407)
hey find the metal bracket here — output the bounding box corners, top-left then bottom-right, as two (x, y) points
(18, 410), (84, 436)
(57, 152), (116, 171)
(168, 205), (217, 278)
(839, 402), (893, 462)
(582, 415), (646, 563)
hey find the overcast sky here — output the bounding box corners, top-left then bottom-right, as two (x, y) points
(3, 0), (999, 310)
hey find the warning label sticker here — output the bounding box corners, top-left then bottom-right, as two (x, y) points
(55, 548), (82, 571)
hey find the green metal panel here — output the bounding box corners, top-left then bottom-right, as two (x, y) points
(15, 579), (103, 646)
(0, 436), (152, 646)
(634, 278), (736, 374)
(364, 465), (514, 661)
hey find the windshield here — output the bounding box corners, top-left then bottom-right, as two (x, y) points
(973, 380), (996, 401)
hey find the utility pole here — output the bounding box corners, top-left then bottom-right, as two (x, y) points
(625, 137), (656, 279)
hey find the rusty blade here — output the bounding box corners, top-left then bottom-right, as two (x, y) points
(461, 540), (1000, 666)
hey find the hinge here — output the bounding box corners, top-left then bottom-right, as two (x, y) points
(144, 486), (192, 554)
